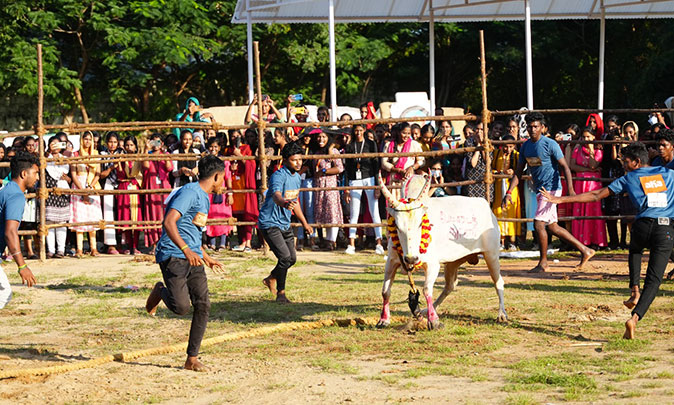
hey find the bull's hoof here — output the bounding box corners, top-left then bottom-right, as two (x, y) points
(427, 317), (441, 330)
(497, 312), (508, 323)
(376, 319), (391, 329)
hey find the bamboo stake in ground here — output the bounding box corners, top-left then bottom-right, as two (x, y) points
(479, 30), (494, 202)
(254, 41), (268, 197)
(36, 44), (48, 262)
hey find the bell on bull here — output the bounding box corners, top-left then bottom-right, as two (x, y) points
(377, 174), (508, 330)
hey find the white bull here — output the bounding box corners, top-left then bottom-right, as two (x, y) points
(377, 175), (507, 330)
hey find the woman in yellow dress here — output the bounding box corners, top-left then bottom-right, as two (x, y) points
(492, 135), (521, 250)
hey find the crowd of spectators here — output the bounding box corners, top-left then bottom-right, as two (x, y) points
(2, 95), (672, 259)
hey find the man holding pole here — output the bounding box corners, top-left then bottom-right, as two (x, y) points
(502, 112), (595, 272)
(145, 154), (226, 372)
(0, 152), (39, 308)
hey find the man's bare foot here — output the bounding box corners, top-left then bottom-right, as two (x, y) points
(263, 276), (277, 295)
(145, 282), (164, 316)
(623, 287), (640, 309)
(623, 295), (640, 310)
(576, 248), (596, 270)
(184, 356), (209, 372)
(667, 269), (674, 280)
(623, 315), (638, 339)
(528, 265), (548, 273)
(276, 291), (291, 304)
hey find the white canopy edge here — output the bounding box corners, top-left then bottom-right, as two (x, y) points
(232, 0), (674, 24)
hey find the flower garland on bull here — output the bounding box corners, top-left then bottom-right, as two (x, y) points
(386, 198), (432, 272)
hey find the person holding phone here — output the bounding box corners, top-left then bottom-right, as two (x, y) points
(258, 143), (313, 303)
(245, 94), (282, 124)
(174, 97), (213, 138)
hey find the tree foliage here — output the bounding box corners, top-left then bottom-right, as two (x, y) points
(0, 0), (672, 131)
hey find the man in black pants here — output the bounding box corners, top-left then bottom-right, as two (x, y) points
(542, 143), (674, 339)
(145, 155), (226, 371)
(259, 143), (313, 303)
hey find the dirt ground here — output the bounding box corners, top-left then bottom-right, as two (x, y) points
(1, 249), (673, 404)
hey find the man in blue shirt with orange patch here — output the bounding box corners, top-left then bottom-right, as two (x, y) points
(0, 152), (39, 309)
(542, 143), (674, 340)
(145, 154), (225, 372)
(258, 143), (313, 303)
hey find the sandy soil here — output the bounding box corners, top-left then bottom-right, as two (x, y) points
(0, 250), (671, 404)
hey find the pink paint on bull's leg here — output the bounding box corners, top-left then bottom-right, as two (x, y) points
(376, 297), (391, 328)
(381, 298), (390, 321)
(425, 293), (440, 330)
(425, 294), (438, 321)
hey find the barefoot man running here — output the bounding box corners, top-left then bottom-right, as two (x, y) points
(502, 112), (595, 273)
(146, 154), (226, 371)
(542, 142), (674, 339)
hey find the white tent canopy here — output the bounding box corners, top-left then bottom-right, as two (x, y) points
(233, 0), (674, 116)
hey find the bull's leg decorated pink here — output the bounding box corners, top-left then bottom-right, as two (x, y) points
(425, 294), (440, 329)
(377, 253), (399, 328)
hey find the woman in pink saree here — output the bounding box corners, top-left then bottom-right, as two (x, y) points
(570, 126), (607, 248)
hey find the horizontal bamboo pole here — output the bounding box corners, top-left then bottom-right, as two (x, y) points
(493, 173), (616, 183)
(496, 215), (635, 223)
(492, 108), (674, 116)
(45, 146), (484, 166)
(39, 114), (481, 135)
(48, 179), (478, 197)
(491, 139), (656, 146)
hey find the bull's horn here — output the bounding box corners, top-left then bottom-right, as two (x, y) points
(378, 173), (400, 209)
(421, 174), (431, 197)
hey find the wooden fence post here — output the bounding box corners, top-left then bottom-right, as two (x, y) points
(479, 30), (494, 202)
(36, 44), (48, 261)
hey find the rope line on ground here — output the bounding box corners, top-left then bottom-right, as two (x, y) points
(0, 315), (407, 380)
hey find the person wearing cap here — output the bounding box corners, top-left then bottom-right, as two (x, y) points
(259, 143), (314, 303)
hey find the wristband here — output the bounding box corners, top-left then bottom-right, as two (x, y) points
(18, 264), (27, 270)
(180, 245), (188, 251)
(505, 191), (512, 195)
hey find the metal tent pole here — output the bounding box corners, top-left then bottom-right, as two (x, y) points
(429, 0), (436, 115)
(247, 0), (255, 103)
(598, 5), (606, 119)
(524, 0), (534, 109)
(328, 0), (338, 120)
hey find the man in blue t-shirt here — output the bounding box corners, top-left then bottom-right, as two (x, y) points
(503, 112), (595, 273)
(258, 143), (313, 303)
(145, 154), (225, 372)
(0, 152), (39, 309)
(541, 143), (674, 340)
